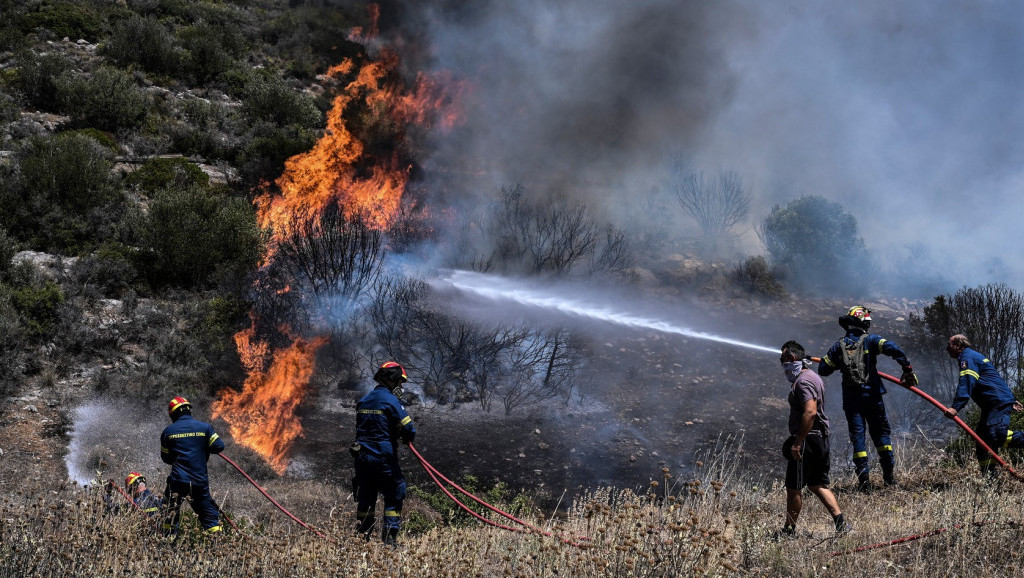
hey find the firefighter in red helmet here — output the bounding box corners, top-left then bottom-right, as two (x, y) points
(352, 362), (416, 546)
(160, 396), (226, 535)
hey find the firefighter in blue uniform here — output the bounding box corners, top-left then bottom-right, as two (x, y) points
(124, 472), (164, 515)
(818, 306), (917, 490)
(160, 396), (226, 535)
(943, 334), (1024, 474)
(352, 361), (416, 546)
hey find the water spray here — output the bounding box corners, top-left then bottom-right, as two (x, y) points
(436, 270), (778, 354)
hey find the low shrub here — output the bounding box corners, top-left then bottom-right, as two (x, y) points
(133, 185), (262, 289)
(57, 66), (150, 132)
(733, 255), (786, 298)
(100, 14), (180, 75)
(19, 0), (102, 41)
(127, 157), (210, 193)
(10, 280), (65, 338)
(11, 49), (74, 112)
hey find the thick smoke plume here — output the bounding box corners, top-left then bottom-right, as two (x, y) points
(383, 0), (1024, 293)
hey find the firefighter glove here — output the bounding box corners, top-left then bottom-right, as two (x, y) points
(900, 366), (918, 387)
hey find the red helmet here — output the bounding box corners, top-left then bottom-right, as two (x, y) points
(168, 396), (191, 417)
(125, 472), (145, 489)
(374, 361), (408, 385)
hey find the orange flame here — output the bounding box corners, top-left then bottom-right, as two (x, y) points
(212, 334), (328, 474)
(217, 21), (463, 473)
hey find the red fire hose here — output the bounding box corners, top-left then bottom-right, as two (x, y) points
(830, 520), (1002, 556)
(810, 357), (1023, 481)
(408, 443), (589, 547)
(218, 453), (335, 543)
(107, 480), (143, 511)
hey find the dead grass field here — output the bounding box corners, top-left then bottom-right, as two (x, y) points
(3, 440), (1024, 577)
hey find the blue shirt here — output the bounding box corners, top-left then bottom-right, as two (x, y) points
(951, 347), (1016, 412)
(160, 414), (225, 485)
(356, 386), (416, 458)
(818, 328), (911, 397)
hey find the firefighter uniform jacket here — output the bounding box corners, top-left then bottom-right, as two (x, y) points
(818, 328), (912, 399)
(160, 414), (225, 485)
(133, 488), (163, 515)
(355, 386), (416, 457)
(951, 347), (1016, 413)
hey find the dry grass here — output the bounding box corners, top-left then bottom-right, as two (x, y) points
(4, 449), (1024, 577)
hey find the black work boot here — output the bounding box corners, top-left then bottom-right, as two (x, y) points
(833, 513), (852, 534)
(882, 465), (897, 488)
(856, 472), (872, 493)
(383, 527), (399, 548)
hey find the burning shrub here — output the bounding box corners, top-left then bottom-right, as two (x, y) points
(274, 206), (384, 305)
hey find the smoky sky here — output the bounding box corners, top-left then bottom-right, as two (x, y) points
(378, 0), (1024, 293)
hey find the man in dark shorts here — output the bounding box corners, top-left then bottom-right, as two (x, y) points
(780, 340), (850, 536)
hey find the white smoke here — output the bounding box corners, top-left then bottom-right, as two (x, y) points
(389, 0), (1024, 293)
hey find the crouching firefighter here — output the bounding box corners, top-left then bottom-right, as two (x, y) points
(124, 472), (164, 515)
(352, 361), (416, 546)
(160, 396), (226, 536)
(818, 306), (916, 490)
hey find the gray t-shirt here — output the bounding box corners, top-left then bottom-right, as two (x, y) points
(788, 369), (830, 435)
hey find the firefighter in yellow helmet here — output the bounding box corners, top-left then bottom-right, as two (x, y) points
(123, 472), (163, 515)
(817, 306), (916, 491)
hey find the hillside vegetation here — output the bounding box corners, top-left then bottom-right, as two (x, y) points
(4, 2), (1024, 577)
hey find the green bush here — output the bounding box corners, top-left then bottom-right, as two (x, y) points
(57, 66), (150, 132)
(14, 132), (115, 214)
(178, 23), (240, 84)
(128, 157), (210, 192)
(1, 132), (124, 253)
(19, 0), (102, 41)
(10, 281), (65, 338)
(240, 72), (322, 128)
(233, 122), (318, 189)
(0, 228), (19, 278)
(0, 284), (26, 397)
(261, 7), (362, 79)
(59, 128), (119, 153)
(0, 0), (24, 50)
(164, 99), (232, 159)
(0, 90), (19, 124)
(134, 185), (262, 289)
(732, 255), (786, 298)
(193, 294), (248, 355)
(12, 50), (74, 112)
(757, 195), (871, 295)
(70, 242), (139, 298)
(100, 15), (180, 75)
